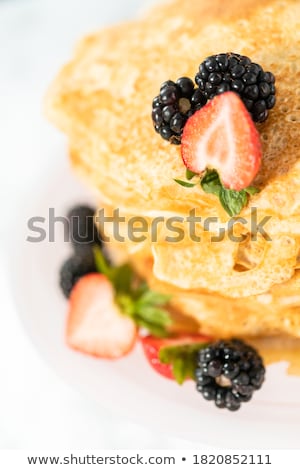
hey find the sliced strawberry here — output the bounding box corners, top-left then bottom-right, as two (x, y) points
(140, 335), (210, 381)
(181, 92), (262, 191)
(66, 273), (137, 359)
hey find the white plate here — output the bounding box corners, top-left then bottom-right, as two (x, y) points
(6, 0), (300, 449)
(13, 163), (300, 448)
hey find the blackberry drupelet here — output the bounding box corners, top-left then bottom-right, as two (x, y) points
(195, 339), (265, 411)
(59, 254), (97, 298)
(67, 205), (102, 254)
(195, 53), (276, 122)
(152, 77), (207, 144)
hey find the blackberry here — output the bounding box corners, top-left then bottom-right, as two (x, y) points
(59, 254), (96, 298)
(195, 53), (276, 122)
(195, 339), (265, 411)
(152, 77), (207, 144)
(67, 205), (102, 254)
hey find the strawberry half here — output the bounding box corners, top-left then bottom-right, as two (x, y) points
(140, 335), (210, 381)
(66, 273), (137, 359)
(181, 92), (262, 191)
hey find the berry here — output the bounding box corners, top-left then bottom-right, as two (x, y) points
(66, 273), (137, 359)
(141, 336), (174, 380)
(59, 254), (96, 298)
(181, 92), (262, 191)
(152, 77), (207, 144)
(67, 205), (102, 254)
(195, 52), (276, 122)
(195, 339), (265, 412)
(141, 335), (210, 381)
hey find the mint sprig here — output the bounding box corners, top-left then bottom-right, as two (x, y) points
(174, 169), (259, 216)
(94, 246), (172, 337)
(174, 179), (197, 188)
(117, 290), (172, 338)
(201, 170), (259, 217)
(219, 187), (247, 217)
(185, 169), (198, 180)
(159, 342), (208, 384)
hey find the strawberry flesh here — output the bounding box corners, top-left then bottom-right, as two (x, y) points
(66, 273), (137, 359)
(181, 92), (262, 191)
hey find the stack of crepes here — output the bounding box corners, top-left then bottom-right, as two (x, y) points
(46, 0), (300, 369)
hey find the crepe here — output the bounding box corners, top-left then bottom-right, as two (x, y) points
(46, 0), (300, 216)
(46, 0), (300, 346)
(100, 226), (300, 339)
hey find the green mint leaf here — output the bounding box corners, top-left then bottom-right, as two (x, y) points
(200, 170), (259, 216)
(159, 342), (209, 385)
(93, 246), (133, 293)
(135, 306), (172, 328)
(159, 343), (208, 363)
(132, 288), (172, 336)
(174, 179), (197, 188)
(135, 319), (170, 338)
(94, 246), (134, 294)
(111, 263), (133, 294)
(116, 294), (135, 317)
(186, 169), (198, 180)
(130, 282), (148, 301)
(94, 247), (173, 337)
(219, 187), (248, 217)
(93, 245), (113, 279)
(137, 290), (171, 307)
(172, 356), (199, 385)
(244, 186), (260, 195)
(172, 358), (187, 385)
(200, 170), (222, 196)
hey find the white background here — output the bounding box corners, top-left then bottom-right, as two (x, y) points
(0, 0), (215, 450)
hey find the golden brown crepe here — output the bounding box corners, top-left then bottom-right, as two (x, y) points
(46, 0), (300, 216)
(46, 0), (300, 368)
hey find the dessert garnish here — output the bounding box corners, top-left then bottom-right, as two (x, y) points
(195, 339), (265, 411)
(59, 204), (266, 411)
(195, 53), (276, 123)
(151, 53), (276, 215)
(181, 92), (262, 190)
(175, 92), (262, 217)
(176, 168), (259, 217)
(151, 53), (276, 144)
(152, 77), (207, 144)
(179, 92), (261, 215)
(68, 205), (102, 254)
(60, 205), (173, 338)
(64, 248), (173, 358)
(141, 335), (265, 411)
(67, 273), (137, 358)
(60, 253), (97, 298)
(65, 244), (172, 340)
(94, 247), (173, 338)
(59, 205), (102, 298)
(141, 335), (210, 383)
